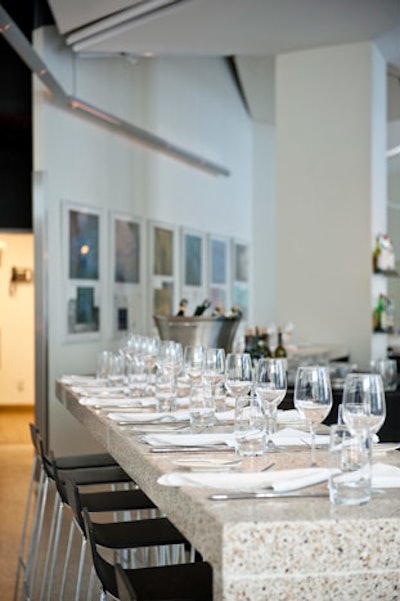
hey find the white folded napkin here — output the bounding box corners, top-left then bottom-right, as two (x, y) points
(142, 432), (235, 447)
(79, 397), (151, 408)
(277, 409), (305, 424)
(73, 386), (128, 397)
(158, 467), (332, 493)
(372, 462), (400, 488)
(61, 375), (98, 385)
(107, 410), (191, 423)
(271, 428), (329, 447)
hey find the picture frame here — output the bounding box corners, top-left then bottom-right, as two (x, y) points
(231, 239), (250, 320)
(181, 227), (207, 316)
(110, 211), (145, 337)
(208, 233), (230, 314)
(63, 201), (102, 342)
(148, 220), (179, 330)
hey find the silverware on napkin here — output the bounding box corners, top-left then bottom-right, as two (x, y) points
(149, 445), (232, 453)
(209, 491), (329, 500)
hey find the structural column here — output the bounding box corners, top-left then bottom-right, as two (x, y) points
(275, 42), (387, 367)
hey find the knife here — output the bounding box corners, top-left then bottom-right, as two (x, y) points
(149, 445), (232, 453)
(209, 491), (329, 500)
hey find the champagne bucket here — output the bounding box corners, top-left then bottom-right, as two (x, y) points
(153, 315), (241, 352)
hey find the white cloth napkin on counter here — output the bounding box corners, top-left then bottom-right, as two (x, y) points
(372, 463), (400, 488)
(142, 432), (236, 447)
(277, 409), (305, 424)
(107, 410), (191, 423)
(158, 467), (333, 493)
(79, 396), (156, 408)
(271, 427), (329, 446)
(61, 375), (99, 385)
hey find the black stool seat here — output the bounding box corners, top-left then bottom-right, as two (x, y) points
(115, 561), (213, 601)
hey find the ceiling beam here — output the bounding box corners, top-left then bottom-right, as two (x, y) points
(0, 3), (230, 177)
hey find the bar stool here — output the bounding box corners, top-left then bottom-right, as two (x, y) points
(15, 424), (121, 601)
(18, 426), (134, 601)
(83, 508), (213, 601)
(52, 467), (159, 601)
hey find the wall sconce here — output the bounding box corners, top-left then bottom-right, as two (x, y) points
(9, 266), (33, 295)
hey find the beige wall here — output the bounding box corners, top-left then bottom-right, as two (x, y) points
(0, 233), (34, 406)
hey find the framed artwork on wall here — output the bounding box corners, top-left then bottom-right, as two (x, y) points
(63, 201), (102, 342)
(148, 220), (179, 331)
(208, 233), (230, 314)
(110, 211), (144, 337)
(181, 227), (207, 315)
(232, 239), (250, 321)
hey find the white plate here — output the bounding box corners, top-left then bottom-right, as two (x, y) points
(172, 458), (242, 472)
(372, 443), (400, 455)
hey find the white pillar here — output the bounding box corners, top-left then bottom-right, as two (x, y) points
(275, 42), (387, 367)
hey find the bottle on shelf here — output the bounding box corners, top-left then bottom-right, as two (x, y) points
(176, 298), (188, 317)
(372, 235), (381, 272)
(274, 328), (287, 358)
(258, 328), (272, 358)
(373, 294), (388, 332)
(193, 299), (211, 316)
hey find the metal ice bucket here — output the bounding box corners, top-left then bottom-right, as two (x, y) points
(153, 315), (241, 352)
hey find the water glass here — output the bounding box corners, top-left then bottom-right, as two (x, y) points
(342, 373), (386, 435)
(234, 395), (266, 456)
(125, 356), (147, 397)
(155, 372), (177, 412)
(107, 353), (126, 387)
(96, 350), (112, 380)
(371, 358), (398, 391)
(189, 384), (215, 428)
(329, 424), (372, 506)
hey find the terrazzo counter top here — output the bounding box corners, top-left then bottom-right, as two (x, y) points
(56, 380), (400, 601)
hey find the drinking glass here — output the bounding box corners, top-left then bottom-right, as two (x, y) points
(107, 353), (126, 388)
(234, 395), (266, 456)
(155, 371), (177, 412)
(183, 346), (206, 387)
(224, 353), (253, 402)
(294, 365), (333, 466)
(203, 348), (225, 401)
(141, 336), (160, 394)
(371, 358), (398, 392)
(255, 358), (287, 452)
(189, 383), (215, 429)
(157, 341), (183, 376)
(342, 373), (386, 435)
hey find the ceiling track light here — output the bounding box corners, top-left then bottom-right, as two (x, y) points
(66, 0), (200, 52)
(0, 4), (229, 177)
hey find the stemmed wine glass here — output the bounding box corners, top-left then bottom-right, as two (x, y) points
(254, 358), (287, 452)
(294, 365), (333, 466)
(203, 348), (226, 402)
(183, 345), (206, 390)
(342, 373), (386, 435)
(224, 353), (253, 403)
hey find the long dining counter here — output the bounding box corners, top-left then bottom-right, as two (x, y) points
(56, 379), (400, 601)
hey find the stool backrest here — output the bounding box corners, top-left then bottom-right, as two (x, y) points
(115, 563), (138, 601)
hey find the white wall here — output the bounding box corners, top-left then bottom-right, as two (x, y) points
(275, 42), (387, 368)
(0, 233), (34, 406)
(33, 27), (254, 453)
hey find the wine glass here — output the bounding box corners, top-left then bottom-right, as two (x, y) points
(183, 346), (206, 386)
(254, 358), (287, 452)
(224, 353), (253, 403)
(157, 341), (183, 376)
(203, 348), (226, 399)
(342, 373), (386, 435)
(294, 365), (333, 466)
(141, 336), (160, 394)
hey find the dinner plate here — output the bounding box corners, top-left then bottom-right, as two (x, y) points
(172, 458), (242, 472)
(372, 443), (400, 455)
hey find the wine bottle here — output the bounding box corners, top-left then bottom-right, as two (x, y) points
(274, 328), (287, 358)
(193, 299), (211, 316)
(176, 298), (188, 316)
(258, 328), (272, 358)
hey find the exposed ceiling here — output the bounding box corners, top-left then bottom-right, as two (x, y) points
(46, 0), (400, 64)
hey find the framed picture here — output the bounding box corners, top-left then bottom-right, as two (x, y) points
(110, 211), (145, 336)
(148, 220), (179, 330)
(208, 234), (230, 314)
(181, 227), (207, 315)
(63, 201), (102, 342)
(232, 239), (250, 320)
